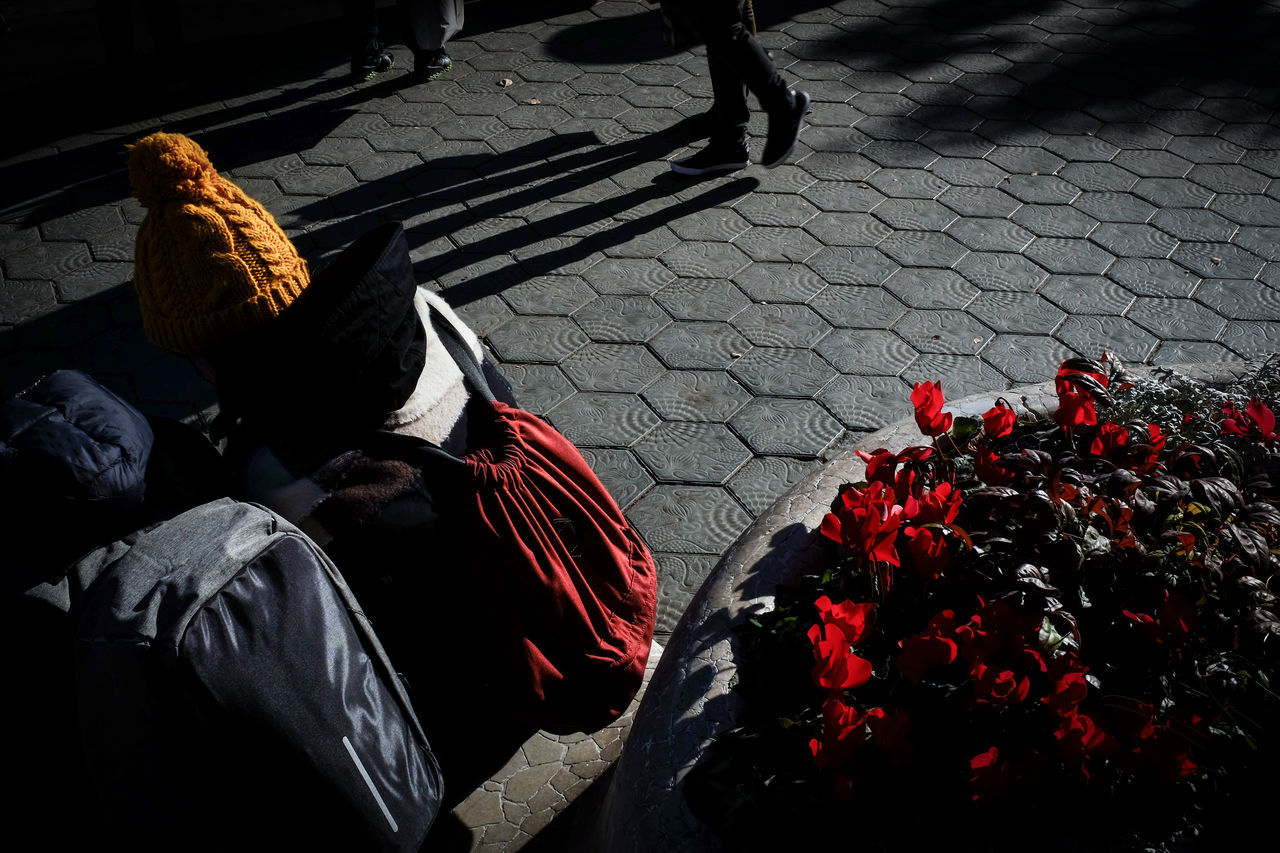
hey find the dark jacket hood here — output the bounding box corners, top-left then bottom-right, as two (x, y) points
(210, 222), (427, 436)
(0, 369), (154, 591)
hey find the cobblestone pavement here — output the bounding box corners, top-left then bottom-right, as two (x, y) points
(4, 0), (1280, 645)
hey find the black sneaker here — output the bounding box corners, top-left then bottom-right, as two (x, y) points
(415, 48), (453, 80)
(670, 142), (750, 176)
(351, 48), (394, 80)
(761, 89), (810, 168)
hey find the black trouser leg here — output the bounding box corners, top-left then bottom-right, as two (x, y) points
(343, 0), (380, 57)
(693, 0), (790, 140)
(397, 0), (464, 52)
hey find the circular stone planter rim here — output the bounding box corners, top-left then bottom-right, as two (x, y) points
(599, 359), (1264, 853)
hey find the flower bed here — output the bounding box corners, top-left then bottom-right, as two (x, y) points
(681, 356), (1280, 853)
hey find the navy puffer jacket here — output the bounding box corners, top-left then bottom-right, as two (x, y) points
(0, 370), (154, 595)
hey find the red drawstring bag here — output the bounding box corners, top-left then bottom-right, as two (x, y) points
(364, 315), (658, 735)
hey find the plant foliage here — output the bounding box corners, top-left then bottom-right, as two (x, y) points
(684, 356), (1280, 853)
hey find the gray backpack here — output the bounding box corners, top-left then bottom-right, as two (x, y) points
(74, 497), (444, 851)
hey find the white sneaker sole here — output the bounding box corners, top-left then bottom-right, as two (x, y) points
(669, 159), (750, 176)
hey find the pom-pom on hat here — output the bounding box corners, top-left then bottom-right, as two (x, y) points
(127, 131), (310, 354)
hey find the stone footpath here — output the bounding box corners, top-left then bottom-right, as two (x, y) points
(4, 0), (1280, 848)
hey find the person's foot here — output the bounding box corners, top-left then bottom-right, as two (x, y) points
(351, 46), (394, 81)
(761, 89), (810, 168)
(414, 48), (453, 80)
(670, 140), (750, 176)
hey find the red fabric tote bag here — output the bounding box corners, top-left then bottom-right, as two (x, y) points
(374, 311), (658, 735)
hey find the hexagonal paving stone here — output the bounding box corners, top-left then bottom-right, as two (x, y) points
(1128, 297), (1229, 341)
(578, 448), (654, 512)
(628, 484), (752, 555)
(659, 241), (752, 279)
(806, 246), (900, 286)
(901, 353), (1011, 400)
(877, 230), (969, 268)
(954, 251), (1050, 292)
(0, 280), (57, 324)
(1040, 275), (1135, 315)
(801, 212), (893, 247)
(937, 186), (1022, 218)
(816, 374), (914, 431)
(730, 262), (828, 303)
(649, 321), (751, 369)
(985, 145), (1065, 175)
(1227, 321), (1280, 358)
(1196, 279), (1280, 320)
(733, 193), (819, 227)
(1210, 194), (1280, 227)
(4, 240), (94, 281)
(982, 333), (1080, 383)
(39, 206), (123, 242)
(275, 165), (358, 196)
(795, 152), (879, 183)
(571, 295), (671, 342)
(653, 278), (750, 322)
(501, 274), (598, 315)
(641, 369), (752, 422)
(809, 284), (910, 327)
(865, 168), (950, 199)
(730, 347), (837, 398)
(1152, 340), (1239, 364)
(1024, 237), (1116, 275)
(731, 303), (832, 347)
(581, 257), (677, 296)
(561, 343), (666, 393)
(1132, 177), (1215, 209)
(499, 363), (576, 416)
(1054, 316), (1157, 363)
(1088, 223), (1178, 259)
(1056, 162), (1139, 193)
(967, 292), (1067, 335)
(944, 217), (1034, 252)
(1233, 227), (1280, 262)
(868, 199), (957, 233)
(1187, 163), (1270, 195)
(546, 391), (659, 447)
(727, 455), (824, 515)
(652, 551), (719, 634)
(1107, 258), (1201, 298)
(894, 309), (994, 355)
(880, 268), (980, 309)
(729, 397), (844, 456)
(54, 262), (132, 302)
(600, 224), (681, 260)
(732, 226), (825, 263)
(928, 156), (1010, 188)
(806, 180), (887, 213)
(1074, 191), (1157, 224)
(1150, 209), (1239, 242)
(485, 315), (588, 362)
(667, 208), (751, 242)
(634, 422), (753, 485)
(1010, 204), (1098, 238)
(813, 327), (916, 376)
(1169, 242), (1266, 280)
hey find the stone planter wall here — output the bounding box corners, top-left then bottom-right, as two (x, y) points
(594, 362), (1256, 853)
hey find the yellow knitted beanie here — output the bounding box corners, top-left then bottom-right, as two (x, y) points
(127, 131), (310, 354)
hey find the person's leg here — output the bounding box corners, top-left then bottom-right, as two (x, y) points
(670, 38), (751, 176)
(345, 0), (393, 78)
(398, 0), (454, 76)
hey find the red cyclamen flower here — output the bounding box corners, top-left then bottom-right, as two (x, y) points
(981, 401), (1017, 438)
(807, 620), (873, 691)
(1054, 387), (1098, 429)
(911, 381), (953, 437)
